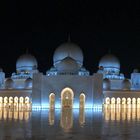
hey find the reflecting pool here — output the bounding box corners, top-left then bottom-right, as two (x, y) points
(0, 107), (140, 139)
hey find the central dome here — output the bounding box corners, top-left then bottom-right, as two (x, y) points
(53, 42), (83, 67)
(16, 54), (38, 71)
(99, 54), (120, 69)
(55, 57), (80, 72)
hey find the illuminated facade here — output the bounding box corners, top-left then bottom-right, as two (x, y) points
(0, 41), (140, 110)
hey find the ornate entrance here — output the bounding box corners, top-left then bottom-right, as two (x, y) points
(61, 88), (74, 108)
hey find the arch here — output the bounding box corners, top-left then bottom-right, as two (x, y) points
(122, 98), (126, 105)
(14, 97), (19, 103)
(117, 97), (121, 104)
(49, 93), (55, 109)
(4, 97), (8, 108)
(79, 93), (86, 108)
(137, 98), (140, 104)
(25, 97), (30, 104)
(132, 98), (136, 104)
(9, 97), (13, 103)
(105, 97), (110, 104)
(127, 98), (131, 105)
(19, 97), (24, 103)
(14, 97), (19, 108)
(4, 97), (8, 104)
(111, 97), (115, 104)
(0, 97), (3, 104)
(61, 87), (74, 108)
(0, 97), (3, 108)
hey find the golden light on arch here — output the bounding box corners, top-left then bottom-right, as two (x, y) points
(79, 93), (86, 108)
(49, 93), (55, 109)
(111, 97), (115, 104)
(14, 97), (18, 103)
(122, 98), (126, 105)
(61, 87), (74, 108)
(137, 98), (140, 104)
(4, 97), (8, 103)
(117, 97), (121, 104)
(105, 97), (110, 104)
(25, 96), (30, 104)
(132, 98), (136, 104)
(61, 87), (74, 99)
(0, 97), (3, 103)
(127, 98), (131, 105)
(9, 97), (13, 103)
(19, 97), (24, 103)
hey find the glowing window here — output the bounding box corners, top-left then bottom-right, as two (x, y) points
(127, 98), (131, 105)
(137, 98), (140, 104)
(79, 93), (86, 108)
(105, 97), (110, 104)
(49, 93), (55, 109)
(14, 97), (18, 103)
(117, 98), (121, 104)
(132, 98), (136, 104)
(122, 98), (126, 105)
(111, 98), (115, 104)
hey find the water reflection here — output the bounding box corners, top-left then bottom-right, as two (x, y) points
(49, 108), (55, 125)
(60, 108), (73, 132)
(48, 108), (86, 131)
(79, 108), (85, 126)
(1, 107), (140, 139)
(103, 104), (140, 122)
(0, 108), (31, 121)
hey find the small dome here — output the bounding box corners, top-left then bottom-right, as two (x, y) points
(5, 78), (14, 89)
(16, 54), (38, 71)
(99, 54), (120, 69)
(53, 42), (83, 67)
(121, 79), (131, 90)
(133, 69), (139, 73)
(25, 78), (32, 89)
(55, 57), (80, 72)
(103, 78), (111, 90)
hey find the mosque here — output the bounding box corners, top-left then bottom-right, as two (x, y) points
(0, 40), (140, 109)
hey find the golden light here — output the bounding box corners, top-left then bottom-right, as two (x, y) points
(127, 98), (131, 105)
(105, 97), (110, 104)
(49, 93), (55, 109)
(79, 93), (86, 108)
(117, 98), (121, 104)
(122, 98), (126, 105)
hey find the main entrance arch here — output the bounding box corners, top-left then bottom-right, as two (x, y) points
(61, 87), (74, 108)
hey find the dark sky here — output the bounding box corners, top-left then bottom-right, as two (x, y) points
(0, 1), (140, 77)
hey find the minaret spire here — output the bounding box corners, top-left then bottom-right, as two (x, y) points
(68, 33), (71, 42)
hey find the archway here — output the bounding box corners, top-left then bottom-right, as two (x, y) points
(0, 97), (3, 108)
(4, 97), (8, 108)
(14, 97), (19, 108)
(105, 97), (110, 105)
(9, 97), (14, 108)
(49, 93), (55, 109)
(61, 87), (74, 108)
(79, 93), (86, 108)
(25, 97), (31, 110)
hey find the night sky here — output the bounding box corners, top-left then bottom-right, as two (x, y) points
(0, 1), (140, 78)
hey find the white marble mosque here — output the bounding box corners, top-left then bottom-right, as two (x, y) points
(0, 41), (140, 110)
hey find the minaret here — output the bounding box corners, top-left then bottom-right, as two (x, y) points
(67, 33), (71, 42)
